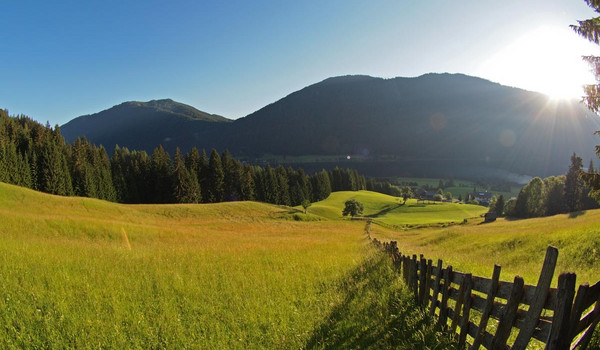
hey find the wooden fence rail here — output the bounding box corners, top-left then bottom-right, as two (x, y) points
(367, 222), (600, 349)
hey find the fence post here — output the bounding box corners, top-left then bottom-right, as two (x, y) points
(513, 246), (559, 350)
(547, 272), (576, 350)
(429, 259), (443, 317)
(458, 273), (473, 347)
(491, 276), (525, 349)
(438, 265), (453, 329)
(412, 255), (418, 300)
(418, 256), (427, 304)
(568, 283), (590, 341)
(471, 264), (501, 350)
(424, 259), (433, 308)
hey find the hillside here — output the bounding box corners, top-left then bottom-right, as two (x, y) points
(61, 74), (600, 179)
(304, 190), (487, 226)
(61, 99), (231, 154)
(0, 182), (459, 348)
(371, 209), (600, 285)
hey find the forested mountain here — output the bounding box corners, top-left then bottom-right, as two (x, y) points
(1, 110), (365, 205)
(62, 99), (231, 154)
(61, 74), (600, 179)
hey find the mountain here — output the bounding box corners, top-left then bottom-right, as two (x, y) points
(61, 99), (231, 153)
(61, 74), (600, 179)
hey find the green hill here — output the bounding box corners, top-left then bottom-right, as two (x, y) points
(0, 183), (454, 348)
(305, 190), (487, 226)
(371, 209), (600, 285)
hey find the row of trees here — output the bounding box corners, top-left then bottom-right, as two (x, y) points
(0, 111), (367, 206)
(494, 153), (598, 218)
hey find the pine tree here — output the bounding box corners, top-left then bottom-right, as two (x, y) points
(207, 149), (224, 203)
(172, 148), (200, 203)
(572, 2), (600, 203)
(151, 145), (173, 203)
(564, 153), (584, 212)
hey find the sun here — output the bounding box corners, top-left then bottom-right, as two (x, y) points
(478, 26), (598, 100)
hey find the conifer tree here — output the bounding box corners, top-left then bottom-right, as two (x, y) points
(207, 149), (224, 203)
(151, 145), (173, 203)
(564, 153), (584, 212)
(172, 148), (200, 203)
(276, 165), (291, 206)
(572, 1), (600, 203)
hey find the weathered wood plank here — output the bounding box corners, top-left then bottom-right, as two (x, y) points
(418, 256), (427, 305)
(458, 273), (473, 347)
(472, 274), (493, 294)
(570, 300), (600, 350)
(424, 259), (433, 307)
(547, 272), (576, 350)
(582, 280), (600, 310)
(452, 270), (466, 285)
(496, 280), (558, 310)
(471, 264), (501, 350)
(569, 282), (590, 341)
(429, 259), (443, 317)
(512, 246), (558, 350)
(412, 255), (419, 299)
(491, 275), (525, 349)
(574, 301), (600, 336)
(451, 272), (469, 333)
(438, 265), (453, 329)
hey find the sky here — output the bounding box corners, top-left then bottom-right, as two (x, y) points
(2, 0), (600, 126)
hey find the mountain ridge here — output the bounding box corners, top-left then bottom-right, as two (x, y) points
(60, 73), (600, 179)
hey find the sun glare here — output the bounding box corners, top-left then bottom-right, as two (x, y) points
(478, 26), (599, 100)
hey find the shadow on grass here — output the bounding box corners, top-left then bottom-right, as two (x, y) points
(568, 210), (586, 219)
(304, 252), (458, 350)
(364, 205), (402, 219)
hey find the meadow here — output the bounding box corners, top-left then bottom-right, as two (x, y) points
(0, 183), (453, 349)
(304, 190), (488, 226)
(369, 210), (600, 286)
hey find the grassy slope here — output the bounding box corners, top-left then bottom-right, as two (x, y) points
(305, 190), (487, 225)
(371, 212), (600, 285)
(0, 183), (453, 349)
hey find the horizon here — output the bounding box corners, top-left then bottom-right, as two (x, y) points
(2, 0), (600, 125)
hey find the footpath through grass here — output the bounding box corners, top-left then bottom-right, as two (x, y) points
(0, 183), (453, 349)
(305, 190), (487, 226)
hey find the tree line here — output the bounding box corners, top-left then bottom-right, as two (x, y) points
(490, 153), (599, 218)
(0, 110), (368, 206)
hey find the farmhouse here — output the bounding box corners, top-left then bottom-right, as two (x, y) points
(417, 190), (437, 202)
(472, 191), (493, 206)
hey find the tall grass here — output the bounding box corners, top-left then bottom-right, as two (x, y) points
(0, 183), (454, 348)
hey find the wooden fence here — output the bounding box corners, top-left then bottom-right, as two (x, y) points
(366, 222), (600, 349)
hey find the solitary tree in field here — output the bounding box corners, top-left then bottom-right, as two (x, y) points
(573, 1), (600, 203)
(342, 199), (364, 217)
(301, 199), (311, 214)
(401, 186), (412, 203)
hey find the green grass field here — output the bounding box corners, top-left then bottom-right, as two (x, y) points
(370, 211), (600, 286)
(304, 190), (488, 226)
(0, 183), (454, 349)
(2, 183), (599, 348)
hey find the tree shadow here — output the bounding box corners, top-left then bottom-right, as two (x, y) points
(364, 204), (402, 219)
(303, 254), (458, 349)
(569, 210), (586, 218)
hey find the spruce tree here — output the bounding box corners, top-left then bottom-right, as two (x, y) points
(572, 2), (600, 203)
(151, 145), (173, 203)
(564, 153), (584, 212)
(207, 149), (224, 203)
(172, 148), (200, 203)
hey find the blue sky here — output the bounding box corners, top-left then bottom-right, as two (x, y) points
(2, 0), (599, 125)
